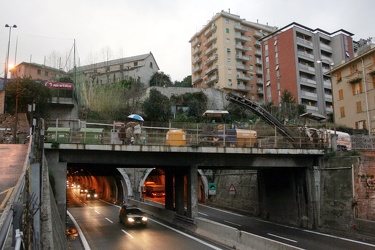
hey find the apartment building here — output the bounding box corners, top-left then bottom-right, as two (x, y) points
(10, 62), (66, 82)
(74, 52), (159, 87)
(260, 22), (354, 117)
(189, 10), (277, 103)
(331, 44), (375, 134)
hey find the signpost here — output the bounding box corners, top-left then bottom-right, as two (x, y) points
(228, 184), (236, 195)
(208, 183), (216, 195)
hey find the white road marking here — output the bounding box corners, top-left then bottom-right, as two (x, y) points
(268, 233), (297, 243)
(198, 212), (208, 216)
(67, 211), (91, 250)
(121, 229), (134, 238)
(224, 220), (241, 227)
(106, 218), (113, 223)
(199, 204), (244, 217)
(149, 218), (223, 250)
(95, 210), (100, 214)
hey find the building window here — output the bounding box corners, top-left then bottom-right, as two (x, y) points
(37, 69), (41, 75)
(338, 89), (344, 100)
(226, 38), (230, 44)
(134, 62), (138, 67)
(45, 71), (49, 76)
(228, 68), (232, 74)
(340, 107), (345, 118)
(227, 48), (231, 52)
(226, 28), (230, 34)
(337, 71), (342, 82)
(265, 44), (268, 51)
(228, 79), (232, 85)
(249, 65), (253, 70)
(350, 63), (358, 73)
(227, 58), (231, 64)
(356, 101), (362, 113)
(225, 18), (229, 24)
(351, 82), (363, 95)
(150, 62), (153, 68)
(355, 120), (366, 129)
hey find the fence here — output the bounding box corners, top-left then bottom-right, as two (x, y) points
(44, 119), (333, 150)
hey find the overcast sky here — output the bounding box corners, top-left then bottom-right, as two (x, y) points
(1, 0), (374, 82)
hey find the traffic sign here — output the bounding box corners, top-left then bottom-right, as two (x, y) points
(228, 184), (236, 195)
(208, 183), (216, 195)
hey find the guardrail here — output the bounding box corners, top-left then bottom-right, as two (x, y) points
(0, 137), (31, 250)
(44, 119), (332, 149)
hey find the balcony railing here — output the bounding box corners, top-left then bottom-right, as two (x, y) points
(346, 71), (363, 83)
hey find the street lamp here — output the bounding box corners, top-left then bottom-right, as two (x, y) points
(4, 24), (17, 84)
(317, 59), (337, 150)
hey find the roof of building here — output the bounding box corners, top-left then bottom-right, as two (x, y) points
(12, 62), (65, 73)
(330, 45), (375, 73)
(260, 22), (354, 41)
(73, 52), (159, 73)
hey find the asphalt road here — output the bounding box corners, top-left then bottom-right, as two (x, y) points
(67, 187), (229, 250)
(198, 204), (375, 250)
(0, 144), (28, 214)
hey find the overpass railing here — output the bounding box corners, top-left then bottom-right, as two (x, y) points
(44, 119), (332, 149)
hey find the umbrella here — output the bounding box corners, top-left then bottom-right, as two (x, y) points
(127, 114), (144, 122)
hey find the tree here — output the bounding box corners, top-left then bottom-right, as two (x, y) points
(174, 75), (192, 87)
(142, 89), (171, 122)
(5, 77), (52, 118)
(149, 71), (172, 87)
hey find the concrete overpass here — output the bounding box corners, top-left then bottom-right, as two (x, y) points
(44, 142), (325, 228)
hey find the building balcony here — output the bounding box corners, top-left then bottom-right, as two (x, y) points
(192, 47), (202, 56)
(346, 71), (363, 83)
(254, 41), (261, 47)
(298, 63), (315, 73)
(205, 65), (218, 75)
(193, 56), (202, 64)
(237, 74), (251, 81)
(192, 38), (200, 47)
(256, 79), (263, 86)
(255, 59), (262, 66)
(300, 77), (316, 87)
(234, 24), (247, 32)
(235, 44), (247, 51)
(204, 45), (217, 56)
(255, 50), (262, 57)
(320, 43), (333, 53)
(296, 37), (313, 48)
(193, 75), (203, 84)
(324, 94), (332, 102)
(193, 66), (202, 74)
(237, 84), (251, 92)
(236, 64), (246, 71)
(235, 35), (251, 42)
(301, 91), (318, 101)
(236, 54), (249, 62)
(323, 80), (331, 89)
(366, 62), (375, 75)
(203, 35), (217, 47)
(51, 97), (74, 106)
(254, 31), (262, 38)
(204, 54), (218, 66)
(205, 74), (218, 85)
(256, 69), (263, 75)
(297, 51), (315, 61)
(204, 25), (217, 37)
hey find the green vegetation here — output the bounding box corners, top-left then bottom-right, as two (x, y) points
(5, 77), (52, 118)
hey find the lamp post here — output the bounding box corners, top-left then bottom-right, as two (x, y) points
(317, 59), (337, 150)
(4, 24), (17, 84)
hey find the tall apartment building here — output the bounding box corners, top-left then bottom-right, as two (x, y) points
(259, 23), (354, 117)
(189, 10), (277, 103)
(331, 44), (375, 134)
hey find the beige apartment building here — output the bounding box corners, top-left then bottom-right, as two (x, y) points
(331, 45), (375, 134)
(189, 10), (277, 103)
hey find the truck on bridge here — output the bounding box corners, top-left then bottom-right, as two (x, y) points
(145, 185), (165, 197)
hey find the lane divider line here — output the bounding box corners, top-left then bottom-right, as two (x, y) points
(121, 229), (134, 238)
(267, 233), (297, 243)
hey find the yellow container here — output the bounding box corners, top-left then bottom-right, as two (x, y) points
(166, 129), (186, 146)
(236, 129), (257, 147)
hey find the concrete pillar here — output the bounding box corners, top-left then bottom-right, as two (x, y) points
(165, 169), (174, 211)
(175, 170), (185, 216)
(187, 164), (198, 219)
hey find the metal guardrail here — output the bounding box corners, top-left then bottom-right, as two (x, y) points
(0, 137), (31, 250)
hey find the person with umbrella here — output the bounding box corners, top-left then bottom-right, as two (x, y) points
(133, 122), (141, 144)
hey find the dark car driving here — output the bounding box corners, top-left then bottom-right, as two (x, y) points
(119, 205), (147, 227)
(86, 190), (98, 200)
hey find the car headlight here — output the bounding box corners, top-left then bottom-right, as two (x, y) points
(127, 218), (135, 222)
(142, 217), (147, 222)
(87, 194), (91, 198)
(94, 194), (98, 198)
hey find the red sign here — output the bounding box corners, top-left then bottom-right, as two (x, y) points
(228, 184), (236, 195)
(45, 82), (74, 90)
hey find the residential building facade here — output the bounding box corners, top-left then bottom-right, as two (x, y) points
(260, 23), (354, 117)
(331, 44), (375, 134)
(74, 52), (159, 87)
(189, 10), (277, 103)
(10, 62), (66, 82)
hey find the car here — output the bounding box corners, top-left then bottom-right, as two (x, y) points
(119, 205), (147, 227)
(86, 190), (98, 199)
(80, 187), (88, 194)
